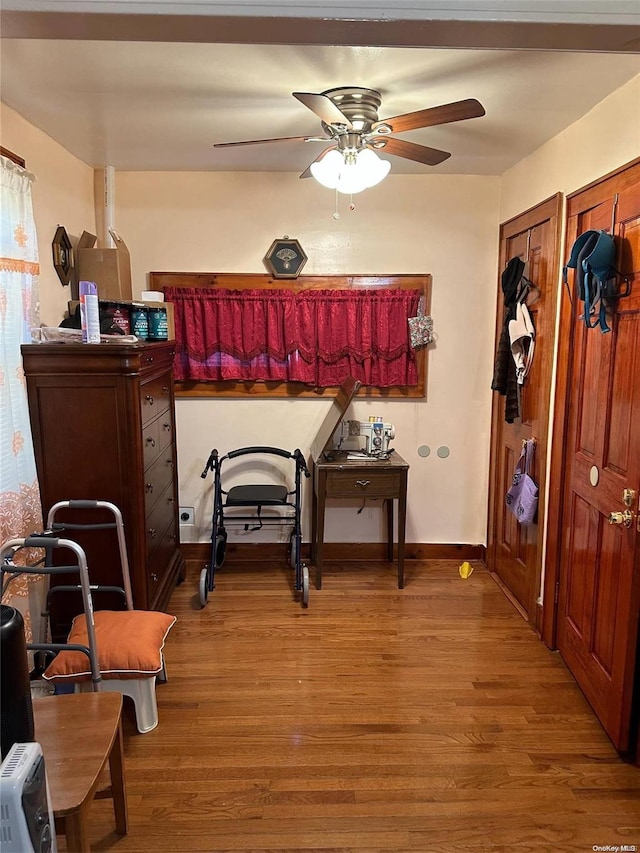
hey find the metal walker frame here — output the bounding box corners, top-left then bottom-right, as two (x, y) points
(199, 446), (311, 607)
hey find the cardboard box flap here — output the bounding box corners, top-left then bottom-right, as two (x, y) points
(78, 231), (97, 250)
(108, 228), (130, 260)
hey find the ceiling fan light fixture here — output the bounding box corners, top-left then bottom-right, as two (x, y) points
(310, 148), (391, 195)
(309, 149), (344, 189)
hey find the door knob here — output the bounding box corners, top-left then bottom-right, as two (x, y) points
(608, 510), (633, 528)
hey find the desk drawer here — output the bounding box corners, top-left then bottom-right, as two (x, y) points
(324, 469), (401, 498)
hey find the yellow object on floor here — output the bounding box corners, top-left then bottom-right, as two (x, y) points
(459, 561), (474, 579)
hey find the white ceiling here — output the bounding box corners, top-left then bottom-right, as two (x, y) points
(1, 7), (639, 176)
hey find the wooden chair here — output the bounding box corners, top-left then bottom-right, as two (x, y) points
(33, 691), (127, 852)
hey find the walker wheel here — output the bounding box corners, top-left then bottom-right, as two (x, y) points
(199, 567), (209, 608)
(215, 530), (227, 567)
(301, 563), (309, 608)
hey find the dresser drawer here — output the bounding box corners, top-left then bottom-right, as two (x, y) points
(146, 482), (176, 559)
(142, 417), (161, 471)
(144, 448), (176, 516)
(157, 413), (174, 452)
(147, 520), (178, 602)
(140, 373), (171, 425)
(324, 468), (402, 498)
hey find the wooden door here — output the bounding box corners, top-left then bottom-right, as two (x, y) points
(487, 195), (562, 626)
(553, 163), (640, 753)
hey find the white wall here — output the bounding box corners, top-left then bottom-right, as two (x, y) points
(116, 170), (501, 546)
(0, 103), (96, 324)
(499, 75), (640, 222)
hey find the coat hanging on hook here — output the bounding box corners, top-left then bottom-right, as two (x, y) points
(491, 256), (524, 423)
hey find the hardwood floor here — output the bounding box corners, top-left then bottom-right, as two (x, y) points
(75, 559), (639, 852)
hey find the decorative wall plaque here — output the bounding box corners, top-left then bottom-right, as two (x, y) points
(52, 225), (73, 286)
(264, 236), (307, 279)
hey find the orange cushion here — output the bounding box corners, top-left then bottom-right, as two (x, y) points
(43, 610), (176, 683)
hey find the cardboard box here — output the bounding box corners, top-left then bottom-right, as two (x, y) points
(77, 229), (132, 302)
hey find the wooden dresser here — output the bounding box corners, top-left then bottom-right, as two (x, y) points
(21, 342), (184, 634)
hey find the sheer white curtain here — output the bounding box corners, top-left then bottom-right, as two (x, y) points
(0, 154), (45, 642)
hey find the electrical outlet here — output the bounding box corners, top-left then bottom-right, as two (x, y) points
(179, 506), (195, 525)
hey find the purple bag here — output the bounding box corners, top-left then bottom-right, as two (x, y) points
(505, 439), (539, 525)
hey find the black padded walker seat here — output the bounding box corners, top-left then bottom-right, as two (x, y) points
(226, 484), (288, 506)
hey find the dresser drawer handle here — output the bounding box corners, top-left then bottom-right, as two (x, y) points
(146, 356), (154, 363)
(356, 480), (371, 488)
(145, 395), (155, 406)
(145, 483), (154, 493)
(162, 386), (170, 396)
(151, 572), (158, 582)
(166, 459), (174, 467)
(162, 422), (171, 432)
(148, 528), (157, 538)
(146, 437), (156, 448)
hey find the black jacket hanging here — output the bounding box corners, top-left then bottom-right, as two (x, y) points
(491, 256), (524, 423)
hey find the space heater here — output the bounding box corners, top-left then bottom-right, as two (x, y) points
(0, 742), (57, 853)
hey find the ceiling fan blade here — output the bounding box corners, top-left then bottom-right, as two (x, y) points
(214, 135), (326, 148)
(293, 92), (353, 129)
(299, 145), (338, 179)
(372, 137), (451, 166)
(373, 99), (485, 134)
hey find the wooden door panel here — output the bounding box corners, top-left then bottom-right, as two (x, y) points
(607, 314), (636, 472)
(564, 494), (592, 636)
(555, 164), (640, 753)
(487, 196), (562, 624)
(592, 524), (622, 670)
(497, 442), (529, 607)
(576, 328), (604, 457)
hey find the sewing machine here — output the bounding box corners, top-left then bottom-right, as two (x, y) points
(333, 419), (396, 458)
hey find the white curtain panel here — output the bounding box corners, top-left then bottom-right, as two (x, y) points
(0, 154), (45, 643)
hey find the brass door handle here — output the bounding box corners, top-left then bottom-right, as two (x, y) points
(608, 510), (633, 528)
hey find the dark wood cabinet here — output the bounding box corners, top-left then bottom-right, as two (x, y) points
(21, 342), (184, 632)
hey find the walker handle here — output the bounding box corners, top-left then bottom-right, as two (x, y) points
(226, 446), (292, 460)
(201, 449), (219, 478)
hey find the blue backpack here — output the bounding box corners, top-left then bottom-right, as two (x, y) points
(563, 229), (627, 333)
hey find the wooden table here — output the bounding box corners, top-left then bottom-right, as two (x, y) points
(312, 450), (409, 589)
(33, 692), (128, 852)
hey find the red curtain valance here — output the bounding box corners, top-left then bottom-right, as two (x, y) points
(164, 285), (421, 387)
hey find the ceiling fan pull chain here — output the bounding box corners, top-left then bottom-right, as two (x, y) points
(332, 188), (341, 220)
(349, 195), (356, 212)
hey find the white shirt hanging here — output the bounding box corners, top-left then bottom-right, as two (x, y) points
(508, 301), (535, 385)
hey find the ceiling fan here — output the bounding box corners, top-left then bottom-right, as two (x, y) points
(214, 87), (485, 190)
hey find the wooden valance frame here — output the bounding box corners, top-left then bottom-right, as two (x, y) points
(149, 272), (431, 399)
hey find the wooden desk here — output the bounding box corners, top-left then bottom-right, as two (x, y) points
(33, 692), (128, 852)
(312, 451), (409, 589)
